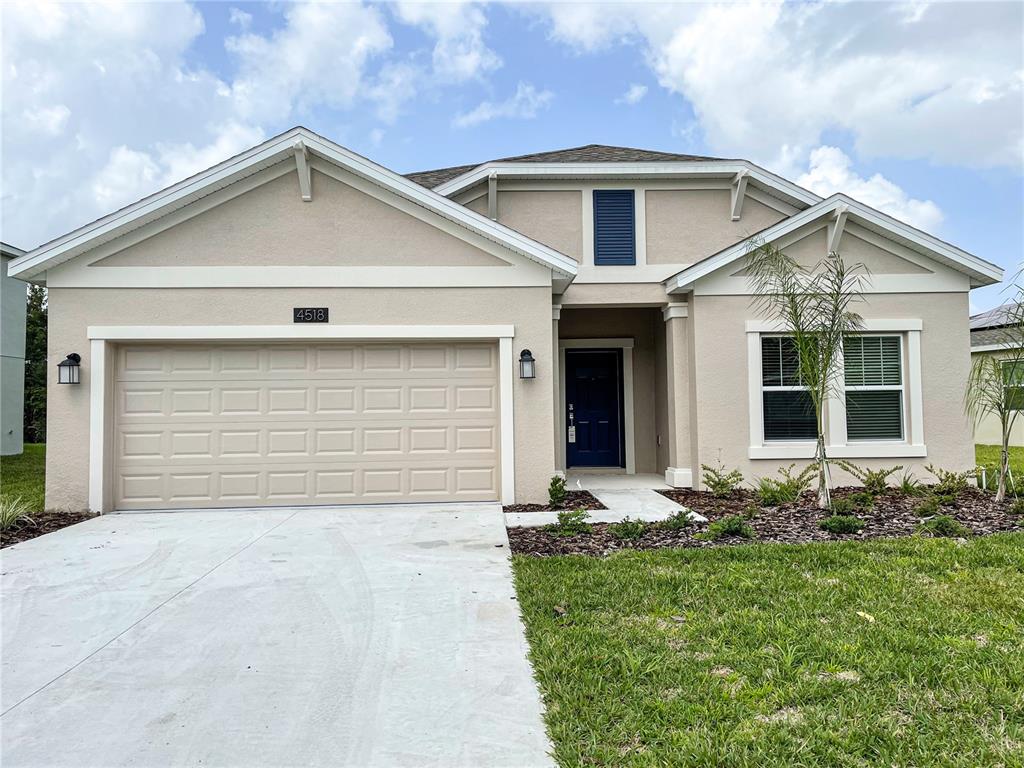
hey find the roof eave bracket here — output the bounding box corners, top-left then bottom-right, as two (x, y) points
(730, 170), (749, 221)
(827, 204), (849, 254)
(293, 141), (312, 202)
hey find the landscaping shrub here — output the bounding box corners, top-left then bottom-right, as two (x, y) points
(702, 515), (755, 540)
(700, 460), (744, 498)
(819, 514), (865, 534)
(609, 517), (646, 540)
(0, 496), (34, 532)
(898, 469), (925, 497)
(658, 511), (693, 531)
(925, 465), (974, 497)
(753, 464), (815, 506)
(547, 508), (590, 537)
(913, 496), (941, 518)
(830, 498), (855, 516)
(847, 491), (875, 512)
(1009, 498), (1024, 516)
(836, 461), (902, 495)
(916, 515), (971, 538)
(547, 475), (567, 508)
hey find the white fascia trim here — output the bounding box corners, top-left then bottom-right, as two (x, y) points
(87, 324), (516, 341)
(745, 319), (923, 333)
(971, 342), (1023, 354)
(666, 194), (1002, 293)
(9, 127), (577, 281)
(433, 160), (822, 209)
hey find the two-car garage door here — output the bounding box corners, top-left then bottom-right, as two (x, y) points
(113, 342), (501, 510)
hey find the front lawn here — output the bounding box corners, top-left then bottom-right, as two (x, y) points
(0, 443), (46, 512)
(513, 535), (1024, 767)
(976, 444), (1024, 492)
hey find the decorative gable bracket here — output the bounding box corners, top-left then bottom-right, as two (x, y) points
(827, 204), (849, 254)
(293, 141), (312, 202)
(730, 170), (749, 221)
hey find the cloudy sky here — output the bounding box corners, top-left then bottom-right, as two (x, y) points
(2, 1), (1021, 309)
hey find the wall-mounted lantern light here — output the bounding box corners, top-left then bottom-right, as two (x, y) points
(519, 349), (536, 379)
(57, 353), (81, 384)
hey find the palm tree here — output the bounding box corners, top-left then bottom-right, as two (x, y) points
(965, 296), (1024, 502)
(747, 244), (867, 508)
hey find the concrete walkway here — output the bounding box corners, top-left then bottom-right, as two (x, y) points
(506, 474), (706, 528)
(1, 505), (552, 768)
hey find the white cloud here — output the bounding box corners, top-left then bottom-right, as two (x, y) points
(533, 1), (1023, 172)
(91, 145), (161, 210)
(798, 146), (944, 232)
(392, 2), (501, 82)
(454, 82), (554, 128)
(228, 7), (252, 30)
(23, 104), (71, 135)
(616, 84), (647, 105)
(226, 3), (393, 124)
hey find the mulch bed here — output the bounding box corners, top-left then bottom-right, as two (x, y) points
(1, 511), (97, 549)
(503, 490), (606, 514)
(507, 486), (1022, 557)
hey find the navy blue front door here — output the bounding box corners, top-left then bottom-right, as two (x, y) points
(565, 349), (624, 468)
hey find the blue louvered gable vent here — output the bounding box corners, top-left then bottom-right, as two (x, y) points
(593, 190), (636, 265)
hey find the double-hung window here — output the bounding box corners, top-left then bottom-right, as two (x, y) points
(761, 336), (816, 441)
(1001, 360), (1024, 410)
(593, 190), (636, 265)
(844, 335), (904, 441)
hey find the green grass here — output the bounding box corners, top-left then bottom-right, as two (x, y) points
(0, 444), (45, 512)
(513, 535), (1024, 767)
(975, 444), (1024, 493)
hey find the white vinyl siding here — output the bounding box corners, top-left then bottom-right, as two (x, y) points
(844, 335), (904, 441)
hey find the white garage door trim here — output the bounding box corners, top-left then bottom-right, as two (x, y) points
(88, 325), (516, 512)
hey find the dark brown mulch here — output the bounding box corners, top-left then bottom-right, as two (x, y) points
(503, 490), (607, 514)
(1, 511), (97, 549)
(507, 486), (1023, 557)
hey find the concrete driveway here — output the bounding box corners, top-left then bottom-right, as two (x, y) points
(1, 505), (552, 768)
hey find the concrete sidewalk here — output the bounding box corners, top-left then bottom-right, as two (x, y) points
(1, 505), (552, 768)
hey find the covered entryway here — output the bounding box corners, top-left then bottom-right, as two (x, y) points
(112, 341), (501, 509)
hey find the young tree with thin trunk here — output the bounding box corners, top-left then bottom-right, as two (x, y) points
(965, 295), (1024, 502)
(747, 245), (867, 509)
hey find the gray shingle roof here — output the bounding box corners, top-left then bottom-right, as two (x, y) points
(404, 144), (726, 188)
(970, 302), (1023, 348)
(970, 302), (1021, 330)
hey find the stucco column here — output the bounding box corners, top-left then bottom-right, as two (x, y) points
(552, 303), (563, 473)
(663, 303), (692, 487)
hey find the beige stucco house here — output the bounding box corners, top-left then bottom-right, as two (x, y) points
(7, 127), (1002, 512)
(970, 303), (1023, 446)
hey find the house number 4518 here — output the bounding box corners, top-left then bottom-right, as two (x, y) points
(293, 307), (329, 323)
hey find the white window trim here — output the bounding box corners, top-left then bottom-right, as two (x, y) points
(841, 334), (906, 444)
(87, 324), (517, 512)
(746, 320), (926, 460)
(585, 185), (647, 270)
(558, 338), (635, 474)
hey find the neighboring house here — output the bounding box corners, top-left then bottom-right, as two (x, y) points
(970, 302), (1024, 446)
(7, 127), (1002, 512)
(1, 243), (27, 457)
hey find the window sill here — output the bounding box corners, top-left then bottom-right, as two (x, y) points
(748, 443), (927, 460)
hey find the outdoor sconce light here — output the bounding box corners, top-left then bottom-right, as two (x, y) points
(519, 349), (536, 379)
(57, 353), (81, 384)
